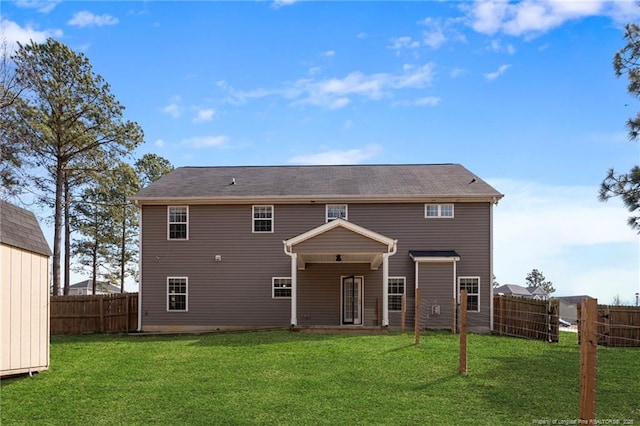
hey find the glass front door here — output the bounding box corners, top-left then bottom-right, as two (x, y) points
(342, 276), (363, 325)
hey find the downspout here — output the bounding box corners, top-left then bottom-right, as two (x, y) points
(382, 240), (398, 327)
(489, 197), (496, 331)
(136, 200), (142, 332)
(283, 243), (297, 327)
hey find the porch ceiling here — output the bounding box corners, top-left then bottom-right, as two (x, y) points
(296, 252), (384, 270)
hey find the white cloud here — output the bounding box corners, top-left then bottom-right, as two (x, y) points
(184, 135), (229, 148)
(154, 139), (165, 147)
(272, 0), (298, 9)
(393, 96), (441, 107)
(219, 63), (436, 109)
(484, 64), (511, 80)
(0, 19), (62, 52)
(462, 0), (637, 38)
(489, 178), (639, 302)
(389, 36), (420, 51)
(289, 144), (382, 165)
(450, 68), (465, 78)
(162, 103), (181, 118)
(324, 50), (335, 57)
(14, 0), (60, 13)
(193, 108), (215, 123)
(489, 39), (516, 54)
(356, 32), (367, 39)
(68, 11), (119, 28)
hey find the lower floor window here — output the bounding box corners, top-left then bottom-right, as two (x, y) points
(272, 277), (292, 299)
(388, 277), (405, 311)
(167, 277), (188, 311)
(459, 276), (479, 312)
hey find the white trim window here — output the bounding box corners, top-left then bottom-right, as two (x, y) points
(272, 277), (292, 299)
(168, 206), (188, 240)
(253, 205), (274, 233)
(388, 277), (405, 312)
(425, 204), (454, 218)
(459, 276), (480, 312)
(326, 204), (348, 222)
(167, 277), (188, 311)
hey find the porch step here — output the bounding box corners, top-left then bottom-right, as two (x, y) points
(291, 326), (389, 334)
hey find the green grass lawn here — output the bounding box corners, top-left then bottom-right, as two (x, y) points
(1, 331), (638, 425)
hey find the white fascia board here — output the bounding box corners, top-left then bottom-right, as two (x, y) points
(410, 256), (461, 263)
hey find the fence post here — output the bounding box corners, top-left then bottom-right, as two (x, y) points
(579, 297), (597, 423)
(459, 290), (467, 374)
(603, 305), (610, 347)
(401, 294), (406, 333)
(99, 297), (105, 333)
(125, 293), (130, 332)
(451, 297), (457, 334)
(414, 288), (421, 345)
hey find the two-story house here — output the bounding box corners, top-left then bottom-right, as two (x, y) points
(130, 164), (503, 333)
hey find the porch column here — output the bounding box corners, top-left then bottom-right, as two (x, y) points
(382, 253), (389, 327)
(291, 253), (298, 326)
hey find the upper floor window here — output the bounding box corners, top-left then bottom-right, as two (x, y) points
(425, 204), (454, 218)
(168, 206), (188, 240)
(326, 204), (348, 222)
(272, 277), (292, 299)
(388, 277), (405, 312)
(459, 277), (480, 312)
(253, 205), (273, 233)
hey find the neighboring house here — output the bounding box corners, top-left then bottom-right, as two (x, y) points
(495, 284), (549, 301)
(130, 164), (503, 333)
(495, 284), (532, 298)
(69, 279), (121, 295)
(556, 295), (592, 324)
(527, 286), (549, 301)
(0, 200), (52, 377)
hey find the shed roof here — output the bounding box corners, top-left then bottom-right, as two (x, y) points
(130, 164), (503, 203)
(0, 200), (51, 257)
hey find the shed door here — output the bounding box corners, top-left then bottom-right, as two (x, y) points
(342, 276), (362, 325)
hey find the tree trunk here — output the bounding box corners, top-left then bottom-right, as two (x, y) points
(63, 176), (70, 295)
(91, 243), (97, 296)
(120, 204), (126, 293)
(52, 163), (63, 296)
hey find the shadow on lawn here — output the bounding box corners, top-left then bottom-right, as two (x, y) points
(52, 329), (362, 347)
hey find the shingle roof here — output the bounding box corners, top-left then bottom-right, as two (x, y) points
(130, 164), (503, 202)
(556, 295), (593, 305)
(495, 284), (532, 297)
(0, 200), (51, 257)
(70, 279), (121, 293)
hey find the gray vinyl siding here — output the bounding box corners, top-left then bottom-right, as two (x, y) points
(140, 202), (492, 331)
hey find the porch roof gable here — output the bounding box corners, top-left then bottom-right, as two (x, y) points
(284, 218), (396, 251)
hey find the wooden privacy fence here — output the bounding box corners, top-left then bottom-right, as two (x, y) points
(493, 295), (559, 342)
(577, 303), (640, 347)
(51, 293), (138, 334)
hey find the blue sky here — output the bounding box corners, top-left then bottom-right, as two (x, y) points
(2, 0), (639, 303)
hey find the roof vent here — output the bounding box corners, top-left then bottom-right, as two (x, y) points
(231, 178), (236, 185)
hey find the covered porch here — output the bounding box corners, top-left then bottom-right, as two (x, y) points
(283, 219), (397, 327)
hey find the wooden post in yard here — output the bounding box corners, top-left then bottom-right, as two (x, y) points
(414, 288), (421, 345)
(579, 297), (597, 423)
(401, 294), (406, 333)
(459, 290), (467, 374)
